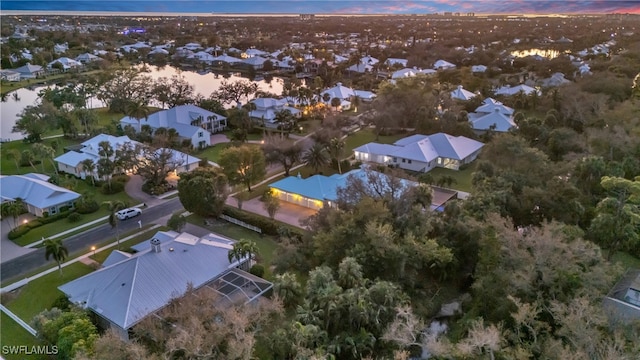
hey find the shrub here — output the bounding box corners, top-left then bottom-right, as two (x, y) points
(100, 181), (125, 195)
(43, 211), (49, 218)
(51, 294), (71, 311)
(112, 174), (129, 183)
(8, 225), (31, 240)
(249, 264), (265, 278)
(76, 199), (99, 214)
(67, 212), (82, 223)
(220, 206), (306, 238)
(59, 206), (69, 213)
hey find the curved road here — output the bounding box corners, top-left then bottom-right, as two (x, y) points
(0, 198), (184, 283)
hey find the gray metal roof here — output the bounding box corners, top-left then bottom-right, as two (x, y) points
(0, 174), (81, 209)
(59, 231), (246, 329)
(356, 133), (484, 162)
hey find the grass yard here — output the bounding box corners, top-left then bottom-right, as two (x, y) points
(0, 313), (46, 360)
(344, 127), (408, 153)
(186, 214), (280, 280)
(0, 137), (82, 176)
(5, 262), (94, 323)
(196, 142), (261, 164)
(426, 163), (477, 193)
(612, 251), (640, 269)
(13, 179), (135, 246)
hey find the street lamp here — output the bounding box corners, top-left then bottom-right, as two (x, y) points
(91, 246), (96, 256)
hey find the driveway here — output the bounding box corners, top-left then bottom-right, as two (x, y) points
(125, 175), (162, 206)
(1, 215), (37, 263)
(226, 197), (316, 229)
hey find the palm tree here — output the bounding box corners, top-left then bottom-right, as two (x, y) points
(80, 159), (96, 185)
(274, 272), (303, 309)
(327, 137), (345, 174)
(125, 100), (151, 133)
(103, 200), (127, 249)
(44, 238), (69, 276)
(227, 239), (259, 269)
(1, 199), (25, 230)
(32, 143), (58, 174)
(5, 149), (21, 172)
(21, 150), (37, 171)
(303, 144), (330, 174)
(351, 95), (361, 113)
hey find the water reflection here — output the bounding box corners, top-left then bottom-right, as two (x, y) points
(0, 65), (285, 142)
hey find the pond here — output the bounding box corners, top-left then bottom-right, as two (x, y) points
(1, 65), (285, 142)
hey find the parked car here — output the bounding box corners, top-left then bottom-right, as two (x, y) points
(115, 207), (142, 220)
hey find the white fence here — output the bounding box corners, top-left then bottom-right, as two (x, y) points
(219, 215), (262, 234)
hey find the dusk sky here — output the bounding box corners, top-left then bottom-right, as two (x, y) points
(2, 1), (640, 15)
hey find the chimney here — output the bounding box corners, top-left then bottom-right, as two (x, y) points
(150, 238), (161, 253)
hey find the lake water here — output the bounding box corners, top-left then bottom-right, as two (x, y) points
(1, 65), (285, 142)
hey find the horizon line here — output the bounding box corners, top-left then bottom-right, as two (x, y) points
(1, 10), (633, 17)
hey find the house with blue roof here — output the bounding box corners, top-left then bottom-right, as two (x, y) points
(59, 230), (272, 339)
(353, 133), (484, 173)
(0, 173), (80, 217)
(269, 167), (457, 212)
(120, 104), (227, 149)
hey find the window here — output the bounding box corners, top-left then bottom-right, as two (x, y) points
(408, 160), (412, 164)
(393, 157), (397, 162)
(402, 159), (406, 163)
(50, 207), (57, 215)
(437, 157), (442, 165)
(198, 132), (203, 138)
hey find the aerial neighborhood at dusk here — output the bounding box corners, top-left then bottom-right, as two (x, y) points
(0, 1), (639, 359)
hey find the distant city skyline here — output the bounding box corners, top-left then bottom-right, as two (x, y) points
(2, 1), (640, 15)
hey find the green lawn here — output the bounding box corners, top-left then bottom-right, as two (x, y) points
(0, 313), (45, 360)
(196, 142), (261, 164)
(344, 127), (408, 153)
(186, 214), (280, 280)
(426, 163), (477, 193)
(612, 251), (640, 269)
(0, 137), (82, 176)
(13, 179), (135, 246)
(5, 262), (94, 323)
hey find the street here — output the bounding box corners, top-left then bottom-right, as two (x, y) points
(0, 198), (184, 283)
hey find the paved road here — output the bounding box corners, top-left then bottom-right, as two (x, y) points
(0, 198), (184, 283)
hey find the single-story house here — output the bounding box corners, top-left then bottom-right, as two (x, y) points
(321, 83), (356, 110)
(450, 85), (477, 101)
(346, 63), (373, 73)
(0, 173), (80, 217)
(360, 55), (379, 65)
(13, 63), (44, 79)
(434, 60), (456, 70)
(242, 56), (267, 70)
(473, 98), (514, 115)
(0, 69), (21, 82)
(353, 133), (484, 172)
(75, 53), (101, 64)
(211, 54), (242, 65)
(603, 268), (640, 324)
(471, 65), (487, 73)
(120, 105), (227, 149)
(384, 58), (409, 68)
(468, 108), (517, 133)
(269, 167), (457, 212)
(48, 57), (82, 70)
(59, 231), (272, 339)
(160, 148), (201, 173)
(495, 84), (541, 96)
(55, 134), (142, 179)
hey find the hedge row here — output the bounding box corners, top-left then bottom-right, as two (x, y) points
(8, 210), (73, 240)
(220, 206), (305, 239)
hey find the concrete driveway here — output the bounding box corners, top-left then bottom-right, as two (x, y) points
(1, 215), (37, 263)
(228, 197), (316, 229)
